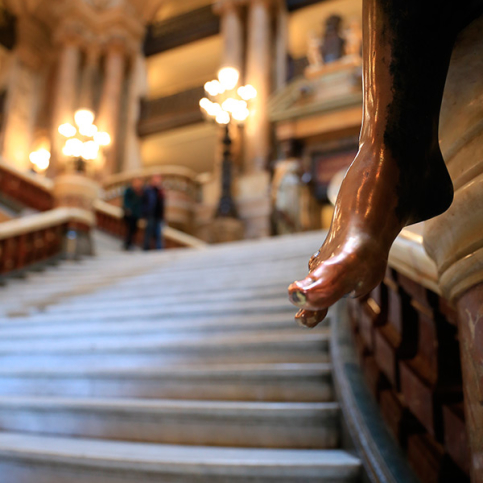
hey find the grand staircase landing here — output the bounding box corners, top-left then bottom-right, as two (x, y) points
(0, 232), (361, 482)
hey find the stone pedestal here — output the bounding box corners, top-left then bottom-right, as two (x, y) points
(209, 217), (245, 244)
(423, 14), (483, 482)
(53, 174), (99, 256)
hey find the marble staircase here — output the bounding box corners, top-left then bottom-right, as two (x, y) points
(0, 232), (361, 482)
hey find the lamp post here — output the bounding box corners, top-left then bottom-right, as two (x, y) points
(58, 109), (111, 174)
(199, 67), (257, 218)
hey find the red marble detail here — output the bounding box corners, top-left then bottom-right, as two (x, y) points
(443, 403), (470, 475)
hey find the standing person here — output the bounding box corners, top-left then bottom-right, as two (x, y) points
(142, 175), (165, 250)
(122, 178), (143, 250)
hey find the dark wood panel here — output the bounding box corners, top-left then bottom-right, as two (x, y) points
(138, 86), (205, 137)
(144, 5), (220, 56)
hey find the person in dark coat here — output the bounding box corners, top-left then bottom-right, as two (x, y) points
(142, 175), (165, 250)
(122, 178), (143, 250)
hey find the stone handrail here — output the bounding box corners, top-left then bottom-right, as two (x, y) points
(0, 207), (94, 276)
(0, 158), (54, 211)
(388, 225), (440, 295)
(94, 199), (206, 249)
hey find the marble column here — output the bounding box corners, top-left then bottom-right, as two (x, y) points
(423, 13), (483, 482)
(51, 39), (81, 173)
(274, 0), (288, 91)
(97, 44), (126, 176)
(0, 18), (46, 171)
(217, 0), (244, 75)
(121, 52), (145, 173)
(78, 46), (100, 111)
(244, 0), (272, 173)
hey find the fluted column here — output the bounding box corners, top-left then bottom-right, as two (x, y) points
(51, 39), (81, 173)
(121, 52), (145, 172)
(0, 17), (47, 170)
(244, 0), (272, 173)
(78, 46), (100, 111)
(423, 14), (483, 482)
(97, 44), (126, 175)
(216, 0), (244, 75)
(274, 0), (288, 91)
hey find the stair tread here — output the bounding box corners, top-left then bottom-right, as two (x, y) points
(0, 362), (332, 378)
(0, 432), (360, 471)
(0, 395), (338, 413)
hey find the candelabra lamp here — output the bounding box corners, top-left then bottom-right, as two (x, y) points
(58, 109), (111, 174)
(199, 67), (257, 219)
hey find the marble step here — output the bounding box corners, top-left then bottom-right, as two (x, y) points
(0, 297), (298, 327)
(45, 283), (289, 314)
(0, 433), (361, 483)
(0, 312), (325, 341)
(0, 363), (333, 402)
(0, 330), (330, 369)
(0, 327), (327, 352)
(0, 396), (340, 449)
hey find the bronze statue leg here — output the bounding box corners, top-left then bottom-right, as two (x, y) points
(288, 0), (479, 327)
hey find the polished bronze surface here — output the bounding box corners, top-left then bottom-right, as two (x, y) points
(289, 0), (482, 328)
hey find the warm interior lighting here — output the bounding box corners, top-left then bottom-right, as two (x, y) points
(74, 109), (95, 128)
(79, 123), (98, 137)
(29, 149), (51, 171)
(199, 98), (211, 110)
(238, 84), (257, 101)
(216, 111), (230, 125)
(218, 67), (239, 91)
(81, 140), (99, 160)
(94, 131), (111, 146)
(232, 106), (250, 122)
(221, 98), (238, 113)
(63, 138), (83, 157)
(204, 80), (224, 96)
(58, 123), (76, 137)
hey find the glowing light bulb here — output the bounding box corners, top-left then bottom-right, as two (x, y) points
(207, 102), (222, 117)
(222, 98), (238, 113)
(232, 106), (250, 122)
(74, 109), (95, 127)
(218, 67), (239, 90)
(94, 131), (111, 146)
(79, 123), (98, 137)
(199, 98), (211, 110)
(238, 84), (257, 101)
(64, 138), (83, 157)
(58, 123), (77, 137)
(216, 111), (230, 125)
(81, 140), (99, 160)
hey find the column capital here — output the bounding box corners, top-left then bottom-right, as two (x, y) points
(213, 0), (245, 16)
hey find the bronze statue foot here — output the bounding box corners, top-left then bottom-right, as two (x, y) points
(288, 143), (453, 327)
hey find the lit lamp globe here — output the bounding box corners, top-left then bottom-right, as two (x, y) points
(94, 131), (111, 146)
(74, 109), (95, 128)
(29, 149), (51, 172)
(218, 67), (239, 91)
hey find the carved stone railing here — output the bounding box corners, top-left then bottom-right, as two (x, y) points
(94, 199), (207, 250)
(102, 166), (200, 233)
(0, 208), (94, 279)
(0, 159), (54, 212)
(138, 86), (205, 137)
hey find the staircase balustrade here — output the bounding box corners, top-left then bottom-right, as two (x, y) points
(0, 207), (93, 278)
(0, 160), (54, 212)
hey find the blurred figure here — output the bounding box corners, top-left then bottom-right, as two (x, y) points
(142, 175), (165, 250)
(122, 177), (143, 250)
